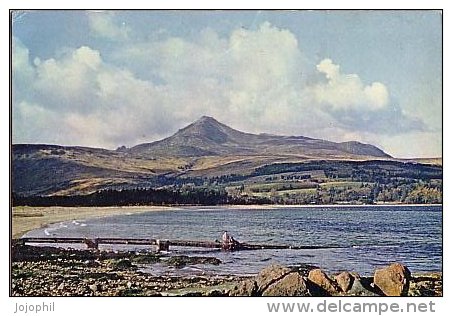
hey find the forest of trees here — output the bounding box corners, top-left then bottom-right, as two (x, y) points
(12, 179), (442, 207)
(262, 181), (442, 205)
(12, 160), (442, 207)
(12, 187), (271, 207)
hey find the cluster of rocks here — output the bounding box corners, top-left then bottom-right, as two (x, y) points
(12, 257), (244, 296)
(11, 244), (244, 296)
(11, 244), (442, 297)
(230, 263), (442, 297)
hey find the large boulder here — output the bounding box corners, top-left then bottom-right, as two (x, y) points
(308, 269), (341, 295)
(374, 263), (411, 296)
(263, 272), (310, 296)
(230, 279), (258, 296)
(255, 264), (292, 293)
(334, 271), (355, 293)
(347, 276), (380, 296)
(231, 264), (311, 296)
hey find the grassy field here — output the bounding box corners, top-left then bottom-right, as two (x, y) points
(319, 181), (365, 189)
(246, 182), (318, 192)
(277, 188), (318, 195)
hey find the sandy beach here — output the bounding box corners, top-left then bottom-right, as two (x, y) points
(11, 206), (178, 239)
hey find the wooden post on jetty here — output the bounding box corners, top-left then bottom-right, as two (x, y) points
(156, 239), (170, 252)
(83, 238), (99, 250)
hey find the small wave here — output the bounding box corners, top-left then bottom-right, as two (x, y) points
(352, 245), (399, 249)
(43, 225), (60, 236)
(372, 245), (399, 249)
(72, 220), (80, 225)
(80, 223), (87, 227)
(181, 266), (203, 272)
(43, 229), (58, 236)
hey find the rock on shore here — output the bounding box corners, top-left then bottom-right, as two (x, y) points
(374, 263), (411, 296)
(11, 244), (244, 296)
(230, 264), (442, 297)
(11, 244), (442, 297)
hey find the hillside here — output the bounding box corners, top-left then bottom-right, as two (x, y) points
(12, 116), (442, 204)
(129, 116), (391, 159)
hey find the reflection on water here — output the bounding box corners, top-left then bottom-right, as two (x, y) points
(25, 205), (442, 276)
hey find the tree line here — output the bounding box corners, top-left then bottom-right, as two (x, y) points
(12, 187), (271, 207)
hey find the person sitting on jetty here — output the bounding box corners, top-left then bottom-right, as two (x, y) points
(221, 231), (240, 251)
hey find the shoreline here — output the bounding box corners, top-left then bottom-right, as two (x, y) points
(12, 203), (441, 239)
(11, 205), (180, 239)
(11, 244), (442, 297)
(212, 203), (442, 209)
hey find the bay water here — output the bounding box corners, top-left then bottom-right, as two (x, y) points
(25, 205), (442, 276)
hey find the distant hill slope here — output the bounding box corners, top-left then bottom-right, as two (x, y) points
(130, 116), (391, 159)
(13, 116), (413, 197)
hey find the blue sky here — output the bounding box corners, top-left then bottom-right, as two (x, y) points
(12, 10), (442, 157)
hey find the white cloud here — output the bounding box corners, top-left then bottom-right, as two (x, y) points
(223, 22), (304, 128)
(13, 100), (64, 144)
(87, 11), (130, 41)
(13, 43), (179, 148)
(311, 58), (389, 110)
(316, 58), (340, 80)
(109, 22), (307, 133)
(12, 37), (33, 78)
(229, 22), (301, 90)
(12, 37), (35, 101)
(33, 46), (101, 110)
(12, 21), (432, 157)
(379, 131), (442, 158)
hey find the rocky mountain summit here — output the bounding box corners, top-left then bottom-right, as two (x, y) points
(130, 116), (391, 158)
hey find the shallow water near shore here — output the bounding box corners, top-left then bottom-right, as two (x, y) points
(24, 205), (442, 276)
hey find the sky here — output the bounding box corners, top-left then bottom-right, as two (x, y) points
(11, 10), (442, 158)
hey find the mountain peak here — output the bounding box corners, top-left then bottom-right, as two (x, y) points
(189, 116), (224, 130)
(196, 115), (218, 123)
(130, 116), (391, 159)
(179, 116), (236, 144)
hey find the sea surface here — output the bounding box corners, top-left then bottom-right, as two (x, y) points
(24, 205), (442, 276)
